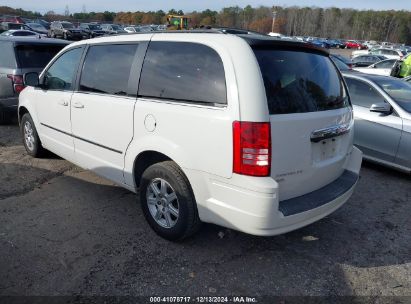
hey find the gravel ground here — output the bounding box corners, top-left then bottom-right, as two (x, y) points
(0, 122), (410, 298)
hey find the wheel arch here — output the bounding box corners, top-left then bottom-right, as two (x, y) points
(18, 106), (29, 125)
(132, 150), (173, 189)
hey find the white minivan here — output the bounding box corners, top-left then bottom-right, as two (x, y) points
(19, 32), (362, 240)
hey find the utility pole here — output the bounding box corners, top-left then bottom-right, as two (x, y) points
(272, 11), (277, 33)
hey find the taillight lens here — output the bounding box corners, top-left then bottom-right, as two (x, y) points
(233, 121), (271, 177)
(7, 75), (25, 94)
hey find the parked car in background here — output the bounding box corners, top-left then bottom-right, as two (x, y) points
(123, 26), (154, 33)
(351, 47), (379, 57)
(345, 40), (367, 49)
(370, 48), (404, 60)
(49, 21), (83, 40)
(26, 23), (48, 35)
(100, 24), (127, 35)
(0, 15), (24, 24)
(139, 25), (155, 32)
(353, 59), (398, 76)
(0, 30), (40, 37)
(328, 39), (346, 48)
(352, 55), (386, 67)
(123, 26), (138, 33)
(0, 36), (68, 123)
(364, 40), (379, 49)
(19, 33), (361, 240)
(309, 38), (331, 48)
(0, 22), (24, 32)
(331, 54), (353, 69)
(343, 72), (411, 173)
(330, 55), (351, 71)
(33, 19), (50, 30)
(79, 23), (106, 38)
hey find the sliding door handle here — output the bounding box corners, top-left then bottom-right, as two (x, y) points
(58, 100), (68, 106)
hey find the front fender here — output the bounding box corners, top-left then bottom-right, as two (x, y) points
(18, 87), (40, 128)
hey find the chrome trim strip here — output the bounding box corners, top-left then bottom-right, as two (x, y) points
(310, 123), (351, 143)
(40, 123), (123, 154)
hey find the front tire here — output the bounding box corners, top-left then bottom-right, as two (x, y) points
(140, 161), (201, 241)
(63, 32), (68, 40)
(20, 113), (45, 158)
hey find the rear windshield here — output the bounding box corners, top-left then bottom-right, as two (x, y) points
(15, 44), (65, 68)
(253, 48), (349, 114)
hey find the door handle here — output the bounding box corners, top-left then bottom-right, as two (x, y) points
(58, 100), (68, 106)
(72, 102), (84, 109)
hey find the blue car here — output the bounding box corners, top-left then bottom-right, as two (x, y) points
(309, 39), (331, 49)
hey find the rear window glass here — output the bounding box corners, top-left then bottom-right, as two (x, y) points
(253, 48), (349, 114)
(139, 42), (227, 105)
(15, 44), (65, 68)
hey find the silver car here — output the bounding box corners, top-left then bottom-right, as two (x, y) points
(343, 72), (411, 173)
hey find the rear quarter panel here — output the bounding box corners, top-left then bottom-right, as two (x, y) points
(124, 34), (264, 186)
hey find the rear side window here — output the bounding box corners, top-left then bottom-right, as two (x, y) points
(80, 44), (138, 96)
(15, 44), (65, 68)
(344, 78), (385, 108)
(253, 48), (348, 114)
(0, 42), (16, 68)
(139, 42), (227, 105)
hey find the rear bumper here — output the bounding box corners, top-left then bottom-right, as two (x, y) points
(186, 146), (362, 236)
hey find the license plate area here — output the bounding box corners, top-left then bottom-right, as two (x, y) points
(312, 138), (340, 164)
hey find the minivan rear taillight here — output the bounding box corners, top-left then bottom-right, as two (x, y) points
(7, 75), (25, 94)
(233, 121), (271, 177)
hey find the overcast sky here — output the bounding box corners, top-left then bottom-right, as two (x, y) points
(3, 0), (411, 14)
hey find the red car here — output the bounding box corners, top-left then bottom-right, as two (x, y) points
(0, 15), (24, 24)
(345, 40), (367, 50)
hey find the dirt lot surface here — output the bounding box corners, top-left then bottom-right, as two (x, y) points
(0, 122), (410, 298)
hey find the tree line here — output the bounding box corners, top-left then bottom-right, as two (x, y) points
(1, 5), (411, 43)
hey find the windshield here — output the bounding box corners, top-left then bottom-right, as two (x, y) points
(62, 23), (74, 29)
(375, 78), (411, 113)
(253, 48), (349, 114)
(111, 25), (120, 30)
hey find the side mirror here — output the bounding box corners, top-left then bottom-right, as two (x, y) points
(370, 102), (392, 114)
(24, 72), (40, 87)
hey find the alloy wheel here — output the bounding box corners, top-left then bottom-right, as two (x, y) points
(146, 178), (179, 229)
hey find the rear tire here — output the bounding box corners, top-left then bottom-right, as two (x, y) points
(139, 161), (201, 241)
(20, 113), (45, 158)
